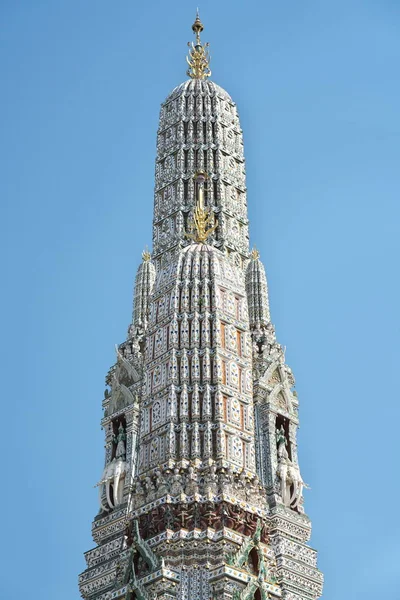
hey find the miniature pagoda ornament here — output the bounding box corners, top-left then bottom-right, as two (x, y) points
(79, 13), (324, 600)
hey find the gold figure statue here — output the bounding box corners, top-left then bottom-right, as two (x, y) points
(186, 171), (218, 243)
(186, 11), (211, 80)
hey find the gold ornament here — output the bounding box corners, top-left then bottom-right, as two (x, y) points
(185, 171), (218, 243)
(142, 246), (151, 261)
(186, 11), (211, 80)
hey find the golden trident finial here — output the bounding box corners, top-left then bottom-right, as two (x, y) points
(186, 11), (211, 80)
(185, 172), (218, 243)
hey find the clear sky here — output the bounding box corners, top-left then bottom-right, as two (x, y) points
(1, 1), (399, 598)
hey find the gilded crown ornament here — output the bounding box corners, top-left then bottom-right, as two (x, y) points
(186, 11), (211, 80)
(185, 171), (218, 243)
(142, 246), (151, 261)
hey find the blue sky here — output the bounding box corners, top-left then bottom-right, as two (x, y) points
(1, 1), (399, 598)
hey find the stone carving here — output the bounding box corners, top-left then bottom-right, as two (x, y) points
(276, 425), (288, 460)
(107, 349), (137, 415)
(122, 520), (179, 600)
(170, 467), (183, 496)
(227, 521), (279, 599)
(137, 500), (266, 540)
(128, 463), (267, 511)
(185, 465), (199, 496)
(154, 469), (169, 496)
(114, 423), (126, 460)
(97, 457), (126, 511)
(115, 345), (140, 383)
(276, 426), (306, 511)
(204, 463), (218, 497)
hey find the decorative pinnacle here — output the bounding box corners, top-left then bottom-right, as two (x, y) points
(251, 247), (260, 260)
(192, 9), (204, 43)
(185, 171), (218, 243)
(142, 246), (151, 261)
(186, 11), (211, 80)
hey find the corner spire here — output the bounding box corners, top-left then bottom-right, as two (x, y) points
(186, 11), (211, 80)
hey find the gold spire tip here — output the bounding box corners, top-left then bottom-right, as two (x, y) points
(251, 247), (260, 260)
(142, 246), (151, 261)
(186, 11), (211, 80)
(192, 10), (204, 39)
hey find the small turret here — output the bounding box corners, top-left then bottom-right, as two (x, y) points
(131, 249), (156, 332)
(245, 248), (271, 329)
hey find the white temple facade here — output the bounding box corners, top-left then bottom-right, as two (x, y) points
(79, 15), (323, 600)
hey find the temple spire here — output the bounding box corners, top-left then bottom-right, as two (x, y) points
(80, 17), (323, 600)
(186, 11), (211, 79)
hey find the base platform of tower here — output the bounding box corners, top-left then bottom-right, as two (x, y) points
(79, 14), (323, 600)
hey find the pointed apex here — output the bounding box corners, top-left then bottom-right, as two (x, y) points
(251, 247), (260, 260)
(192, 10), (204, 41)
(186, 12), (211, 80)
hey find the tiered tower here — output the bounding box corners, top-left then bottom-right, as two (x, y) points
(79, 15), (323, 600)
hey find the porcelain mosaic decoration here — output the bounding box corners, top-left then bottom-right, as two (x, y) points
(79, 14), (323, 600)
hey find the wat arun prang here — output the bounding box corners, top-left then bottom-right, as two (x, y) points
(79, 15), (323, 600)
